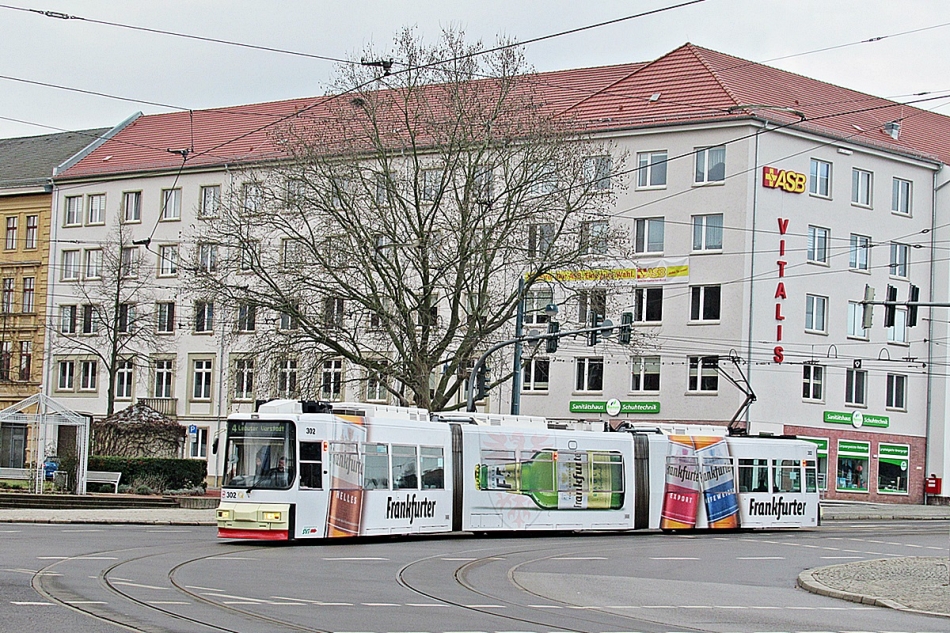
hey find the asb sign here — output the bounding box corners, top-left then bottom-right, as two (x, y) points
(762, 166), (806, 193)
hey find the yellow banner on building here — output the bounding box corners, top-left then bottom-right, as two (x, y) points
(538, 258), (689, 285)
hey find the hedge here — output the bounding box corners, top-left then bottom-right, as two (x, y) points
(87, 456), (207, 491)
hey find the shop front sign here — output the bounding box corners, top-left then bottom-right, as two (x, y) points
(763, 166), (806, 193)
(823, 410), (889, 428)
(569, 400), (661, 414)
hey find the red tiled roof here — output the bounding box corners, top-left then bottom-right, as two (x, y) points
(57, 44), (950, 180)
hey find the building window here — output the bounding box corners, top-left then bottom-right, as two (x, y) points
(190, 427), (209, 459)
(836, 440), (869, 492)
(0, 342), (9, 381)
(84, 249), (102, 279)
(120, 247), (139, 278)
(278, 358), (298, 398)
(322, 359), (343, 400)
(522, 358), (550, 392)
(193, 359), (212, 400)
(631, 355), (660, 392)
(877, 444), (909, 495)
(58, 360), (75, 390)
(236, 303), (256, 332)
(198, 243), (217, 273)
(891, 178), (912, 215)
(123, 191), (141, 222)
(579, 220), (608, 256)
(156, 302), (175, 333)
(847, 301), (868, 339)
(240, 240), (260, 272)
(692, 214), (723, 251)
(886, 373), (906, 410)
(161, 188), (181, 220)
(80, 360), (97, 391)
(1, 278), (13, 313)
(849, 234), (870, 271)
(633, 287), (662, 323)
(582, 155), (612, 190)
(279, 305), (299, 331)
(5, 216), (16, 250)
(695, 145), (725, 183)
(688, 356), (719, 392)
(523, 289), (554, 325)
(851, 168), (872, 207)
(242, 182), (263, 214)
(60, 305), (77, 334)
(690, 285), (721, 322)
(159, 245), (178, 277)
(118, 303), (136, 334)
(199, 185), (220, 218)
(21, 277), (34, 313)
(807, 226), (829, 264)
(577, 289), (607, 324)
(24, 215), (37, 249)
(802, 364), (823, 401)
(421, 168), (442, 201)
(64, 196), (83, 226)
(887, 307), (907, 344)
(86, 194), (106, 224)
(889, 242), (909, 278)
(154, 359), (174, 398)
(81, 304), (98, 335)
(234, 359), (254, 401)
(845, 368), (867, 406)
(805, 294), (827, 333)
(637, 150), (667, 188)
(323, 297), (344, 328)
(115, 359), (134, 399)
(634, 217), (664, 254)
(528, 223), (554, 258)
(809, 158), (832, 197)
(61, 250), (80, 280)
(195, 301), (214, 333)
(575, 357), (604, 392)
(18, 341), (31, 381)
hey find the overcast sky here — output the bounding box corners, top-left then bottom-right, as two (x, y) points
(2, 0), (950, 140)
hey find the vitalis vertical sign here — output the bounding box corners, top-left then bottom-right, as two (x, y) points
(774, 218), (788, 363)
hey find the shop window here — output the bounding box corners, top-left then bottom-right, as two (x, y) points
(877, 443), (909, 495)
(836, 440), (870, 492)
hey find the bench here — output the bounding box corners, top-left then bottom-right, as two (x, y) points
(86, 470), (122, 493)
(0, 467), (31, 480)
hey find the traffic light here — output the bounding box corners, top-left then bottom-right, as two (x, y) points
(545, 321), (560, 353)
(474, 364), (489, 400)
(619, 311), (633, 344)
(908, 284), (920, 327)
(884, 285), (897, 328)
(587, 312), (602, 346)
(861, 285), (874, 329)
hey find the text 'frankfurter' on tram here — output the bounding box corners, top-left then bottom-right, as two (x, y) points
(215, 400), (819, 540)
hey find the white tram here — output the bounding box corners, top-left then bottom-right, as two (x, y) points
(215, 400), (819, 541)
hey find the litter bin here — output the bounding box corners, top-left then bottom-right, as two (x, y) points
(43, 459), (58, 481)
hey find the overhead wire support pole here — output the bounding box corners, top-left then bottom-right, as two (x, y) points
(466, 322), (618, 413)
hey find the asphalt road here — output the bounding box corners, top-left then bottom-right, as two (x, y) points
(2, 521), (949, 633)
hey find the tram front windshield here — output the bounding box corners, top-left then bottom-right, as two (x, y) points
(223, 419), (296, 489)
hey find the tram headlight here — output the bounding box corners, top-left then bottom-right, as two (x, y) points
(262, 511), (282, 521)
(216, 509), (232, 520)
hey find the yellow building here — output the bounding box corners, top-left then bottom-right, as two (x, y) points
(0, 130), (107, 467)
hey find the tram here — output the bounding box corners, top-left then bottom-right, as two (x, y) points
(215, 400), (819, 541)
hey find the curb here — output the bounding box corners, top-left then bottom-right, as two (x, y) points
(797, 567), (950, 619)
(0, 517), (216, 525)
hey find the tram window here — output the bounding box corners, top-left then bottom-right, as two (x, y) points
(738, 458), (769, 493)
(805, 460), (817, 493)
(773, 459), (801, 493)
(392, 445), (418, 490)
(300, 441), (323, 489)
(420, 446), (444, 489)
(363, 444), (390, 489)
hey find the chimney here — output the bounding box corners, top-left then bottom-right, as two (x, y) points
(884, 120), (901, 140)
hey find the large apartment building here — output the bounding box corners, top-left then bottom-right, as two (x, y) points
(39, 44), (950, 501)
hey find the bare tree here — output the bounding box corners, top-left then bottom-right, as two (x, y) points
(191, 28), (627, 410)
(50, 221), (168, 415)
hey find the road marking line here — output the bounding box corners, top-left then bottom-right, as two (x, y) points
(36, 556), (69, 560)
(441, 558), (478, 561)
(112, 581), (167, 590)
(527, 605), (562, 608)
(820, 556), (865, 559)
(324, 557), (388, 561)
(186, 585), (223, 592)
(149, 601), (191, 605)
(77, 556), (118, 560)
(61, 529), (103, 533)
(0, 530), (21, 533)
(465, 604), (505, 608)
(551, 556), (607, 560)
(11, 601), (53, 605)
(65, 601), (107, 605)
(316, 602), (353, 606)
(406, 603), (449, 607)
(737, 556), (785, 560)
(650, 557), (699, 560)
(214, 557), (258, 560)
(202, 593), (266, 602)
(363, 603), (400, 606)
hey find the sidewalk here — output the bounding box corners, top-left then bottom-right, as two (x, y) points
(0, 507), (216, 525)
